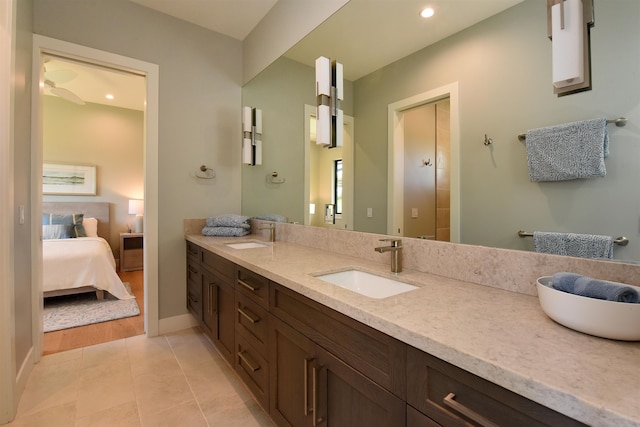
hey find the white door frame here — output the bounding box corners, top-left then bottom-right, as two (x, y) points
(387, 82), (460, 242)
(31, 36), (160, 357)
(1, 0), (17, 422)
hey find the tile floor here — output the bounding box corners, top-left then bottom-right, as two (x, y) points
(8, 328), (274, 427)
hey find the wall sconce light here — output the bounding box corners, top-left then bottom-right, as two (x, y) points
(242, 106), (262, 165)
(547, 0), (594, 96)
(128, 199), (144, 233)
(315, 56), (343, 148)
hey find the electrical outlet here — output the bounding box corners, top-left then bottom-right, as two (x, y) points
(411, 208), (418, 218)
(367, 208), (373, 218)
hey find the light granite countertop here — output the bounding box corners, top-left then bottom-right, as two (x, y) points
(186, 234), (640, 427)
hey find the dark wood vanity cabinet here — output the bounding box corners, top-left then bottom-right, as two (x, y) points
(185, 242), (235, 365)
(186, 241), (586, 427)
(269, 313), (405, 427)
(269, 283), (406, 427)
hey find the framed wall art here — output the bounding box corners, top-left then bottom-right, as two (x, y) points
(43, 163), (97, 196)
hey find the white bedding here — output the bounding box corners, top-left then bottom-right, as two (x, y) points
(43, 237), (134, 300)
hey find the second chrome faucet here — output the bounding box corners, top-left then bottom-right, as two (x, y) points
(374, 238), (402, 273)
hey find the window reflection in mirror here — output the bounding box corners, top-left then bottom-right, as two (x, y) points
(334, 159), (343, 215)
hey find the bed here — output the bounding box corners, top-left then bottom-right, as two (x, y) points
(42, 202), (134, 300)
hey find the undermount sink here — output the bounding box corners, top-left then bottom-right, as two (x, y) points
(315, 269), (418, 299)
(225, 241), (269, 249)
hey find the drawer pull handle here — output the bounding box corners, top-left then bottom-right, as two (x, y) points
(304, 358), (312, 416)
(188, 293), (198, 304)
(312, 364), (319, 427)
(209, 284), (215, 315)
(237, 279), (258, 292)
(237, 350), (260, 372)
(238, 307), (259, 324)
(443, 392), (499, 427)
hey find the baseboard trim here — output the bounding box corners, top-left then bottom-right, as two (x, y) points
(158, 313), (199, 335)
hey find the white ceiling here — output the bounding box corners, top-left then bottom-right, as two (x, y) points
(44, 56), (146, 111)
(44, 0), (524, 109)
(127, 0), (279, 41)
(284, 0), (524, 81)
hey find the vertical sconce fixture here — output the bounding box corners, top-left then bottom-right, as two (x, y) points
(547, 0), (594, 96)
(128, 199), (144, 233)
(315, 56), (343, 148)
(242, 106), (262, 165)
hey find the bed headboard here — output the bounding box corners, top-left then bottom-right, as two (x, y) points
(42, 202), (110, 241)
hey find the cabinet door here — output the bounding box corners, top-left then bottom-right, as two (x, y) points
(216, 279), (235, 364)
(269, 316), (316, 427)
(315, 345), (406, 427)
(202, 268), (235, 364)
(201, 269), (215, 334)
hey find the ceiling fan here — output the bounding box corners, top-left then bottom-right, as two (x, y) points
(43, 61), (86, 105)
(44, 79), (85, 105)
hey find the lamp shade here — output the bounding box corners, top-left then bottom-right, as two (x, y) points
(128, 199), (144, 215)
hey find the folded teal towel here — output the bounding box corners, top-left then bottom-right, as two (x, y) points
(551, 272), (639, 303)
(202, 226), (250, 237)
(206, 214), (250, 229)
(525, 118), (608, 181)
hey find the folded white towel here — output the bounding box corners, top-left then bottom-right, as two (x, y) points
(525, 118), (608, 181)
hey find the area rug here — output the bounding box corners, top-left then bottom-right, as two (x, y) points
(43, 283), (140, 333)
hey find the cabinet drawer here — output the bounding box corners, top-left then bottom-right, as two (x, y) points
(270, 283), (406, 400)
(186, 259), (200, 284)
(236, 291), (269, 358)
(202, 249), (235, 281)
(237, 266), (269, 308)
(186, 241), (202, 261)
(122, 248), (143, 269)
(235, 334), (269, 411)
(187, 281), (202, 320)
(406, 347), (586, 427)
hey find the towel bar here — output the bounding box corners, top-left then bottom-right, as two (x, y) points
(517, 230), (629, 246)
(517, 117), (627, 141)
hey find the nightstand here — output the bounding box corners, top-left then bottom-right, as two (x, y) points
(120, 232), (144, 272)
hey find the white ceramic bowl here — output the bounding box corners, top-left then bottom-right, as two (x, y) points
(536, 276), (640, 341)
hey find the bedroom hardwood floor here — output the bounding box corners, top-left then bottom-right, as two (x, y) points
(42, 269), (145, 356)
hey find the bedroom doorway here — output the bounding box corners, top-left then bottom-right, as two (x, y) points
(32, 36), (160, 356)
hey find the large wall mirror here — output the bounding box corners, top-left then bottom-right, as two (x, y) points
(242, 0), (640, 262)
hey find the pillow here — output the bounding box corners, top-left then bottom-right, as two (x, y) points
(42, 213), (86, 239)
(43, 224), (74, 240)
(82, 217), (99, 237)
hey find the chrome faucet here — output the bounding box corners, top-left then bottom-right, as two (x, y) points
(259, 223), (276, 242)
(374, 238), (402, 273)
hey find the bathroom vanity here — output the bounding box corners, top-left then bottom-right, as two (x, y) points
(184, 223), (640, 427)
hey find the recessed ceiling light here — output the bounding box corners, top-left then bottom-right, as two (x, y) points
(105, 94), (114, 100)
(420, 7), (435, 18)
